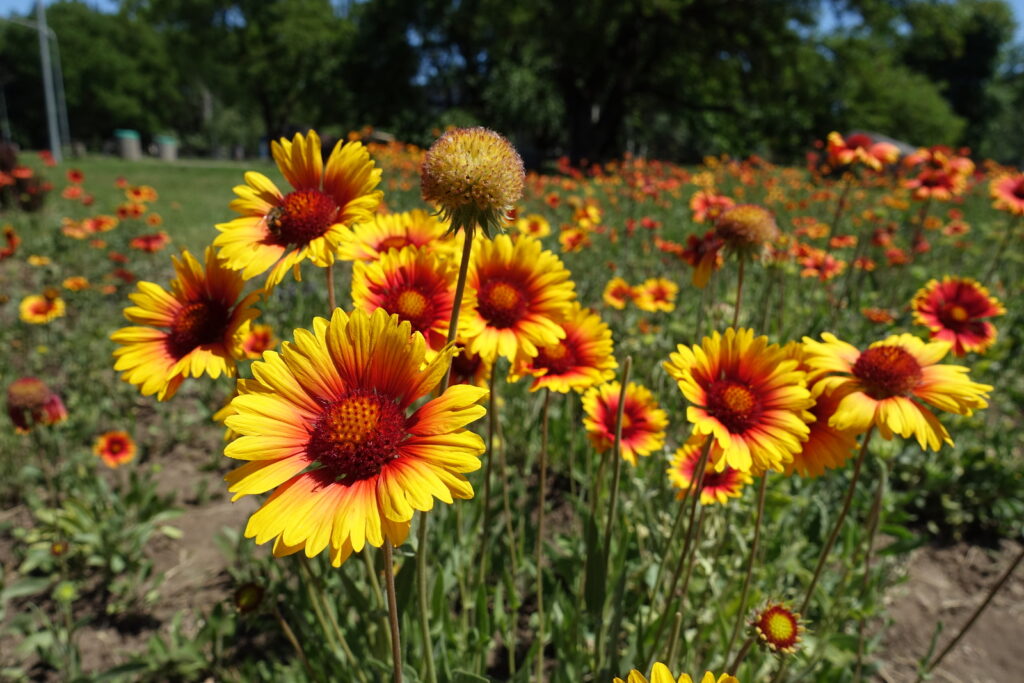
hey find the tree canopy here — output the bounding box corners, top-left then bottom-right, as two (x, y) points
(0, 0), (1021, 163)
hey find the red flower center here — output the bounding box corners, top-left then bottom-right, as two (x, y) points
(755, 605), (800, 652)
(377, 236), (411, 252)
(940, 303), (970, 325)
(706, 380), (760, 433)
(308, 389), (406, 482)
(1011, 179), (1024, 200)
(167, 300), (230, 359)
(451, 346), (483, 384)
(386, 288), (433, 333)
(266, 189), (338, 246)
(107, 439), (124, 454)
(533, 340), (578, 376)
(478, 280), (527, 328)
(852, 345), (922, 399)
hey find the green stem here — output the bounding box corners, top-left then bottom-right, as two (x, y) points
(273, 604), (319, 682)
(799, 426), (874, 615)
(534, 388), (552, 682)
(724, 472), (768, 667)
(728, 635), (755, 675)
(479, 363), (498, 585)
(384, 543), (403, 683)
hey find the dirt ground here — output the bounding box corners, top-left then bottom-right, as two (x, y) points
(877, 540), (1024, 683)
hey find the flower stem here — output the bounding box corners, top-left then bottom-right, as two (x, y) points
(383, 543), (403, 683)
(273, 603), (319, 682)
(326, 262), (336, 311)
(534, 388), (552, 682)
(595, 356), (632, 670)
(648, 434), (714, 667)
(724, 472), (768, 666)
(917, 543), (1024, 682)
(728, 635), (755, 675)
(799, 426), (874, 615)
(855, 457), (887, 681)
(478, 363), (498, 585)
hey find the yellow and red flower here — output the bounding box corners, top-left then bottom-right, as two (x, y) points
(462, 234), (575, 362)
(614, 663), (738, 683)
(681, 230), (725, 288)
(62, 276), (89, 292)
(336, 209), (452, 262)
(826, 132), (899, 171)
(223, 308), (487, 567)
(351, 245), (469, 352)
(633, 278), (678, 313)
(241, 323), (279, 359)
(664, 328), (813, 474)
(509, 302), (617, 393)
(92, 431), (137, 468)
(689, 190), (735, 223)
(516, 213), (551, 238)
(912, 277), (1005, 356)
(582, 381), (667, 466)
(215, 130), (383, 289)
(19, 290), (66, 324)
(111, 248), (261, 401)
(130, 231), (171, 253)
(449, 341), (493, 388)
(990, 172), (1024, 215)
(602, 277), (635, 309)
(802, 333), (991, 451)
(667, 435), (752, 505)
(752, 603), (803, 654)
(6, 377), (67, 433)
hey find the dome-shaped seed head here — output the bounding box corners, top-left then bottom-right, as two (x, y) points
(714, 204), (779, 252)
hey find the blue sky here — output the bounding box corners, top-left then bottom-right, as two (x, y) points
(3, 0), (1024, 41)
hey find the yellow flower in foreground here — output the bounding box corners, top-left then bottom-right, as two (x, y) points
(802, 333), (991, 451)
(664, 328), (813, 474)
(223, 308), (487, 567)
(111, 248), (261, 401)
(215, 130), (382, 290)
(20, 291), (66, 324)
(613, 662), (739, 683)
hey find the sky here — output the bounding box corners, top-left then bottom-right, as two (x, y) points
(3, 0), (1024, 41)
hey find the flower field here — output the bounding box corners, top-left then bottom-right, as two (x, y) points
(1, 131), (1022, 682)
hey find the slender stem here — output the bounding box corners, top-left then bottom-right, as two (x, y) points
(732, 257), (746, 328)
(595, 356), (632, 670)
(665, 612), (684, 668)
(648, 434), (714, 667)
(326, 262), (336, 311)
(728, 635), (755, 675)
(725, 472), (768, 666)
(918, 544), (1024, 681)
(273, 604), (319, 682)
(414, 226), (475, 683)
(383, 543), (403, 683)
(855, 458), (887, 681)
(361, 548), (385, 610)
(799, 426), (874, 614)
(534, 388), (552, 682)
(298, 558), (364, 681)
(479, 363), (498, 585)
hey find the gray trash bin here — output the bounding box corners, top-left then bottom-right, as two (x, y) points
(155, 135), (178, 162)
(115, 129), (141, 161)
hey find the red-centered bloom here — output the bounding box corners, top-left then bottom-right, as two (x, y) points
(667, 434), (752, 505)
(241, 323), (279, 359)
(130, 231), (171, 253)
(681, 230), (725, 288)
(66, 169), (84, 184)
(826, 131), (899, 171)
(92, 431), (137, 468)
(462, 234), (575, 362)
(799, 250), (845, 282)
(111, 248), (261, 401)
(905, 168), (963, 201)
(336, 209), (452, 262)
(7, 377), (68, 433)
(215, 130), (383, 290)
(20, 290), (66, 324)
(582, 381), (668, 466)
(1, 225), (21, 260)
(664, 328), (813, 474)
(753, 603), (804, 654)
(802, 333), (991, 451)
(509, 302), (617, 393)
(223, 308), (487, 567)
(449, 341), (493, 388)
(603, 277), (635, 309)
(690, 191), (735, 224)
(990, 172), (1024, 215)
(911, 276), (1005, 356)
(633, 278), (678, 313)
(351, 245), (469, 352)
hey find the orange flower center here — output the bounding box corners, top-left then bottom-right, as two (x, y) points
(266, 189), (338, 246)
(478, 280), (527, 328)
(396, 290), (429, 320)
(533, 340), (578, 376)
(852, 345), (922, 399)
(308, 390), (405, 482)
(755, 605), (800, 651)
(107, 439), (125, 454)
(940, 303), (970, 324)
(706, 380), (760, 433)
(167, 300), (230, 359)
(377, 235), (411, 252)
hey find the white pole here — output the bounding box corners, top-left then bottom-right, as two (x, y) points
(36, 0), (61, 163)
